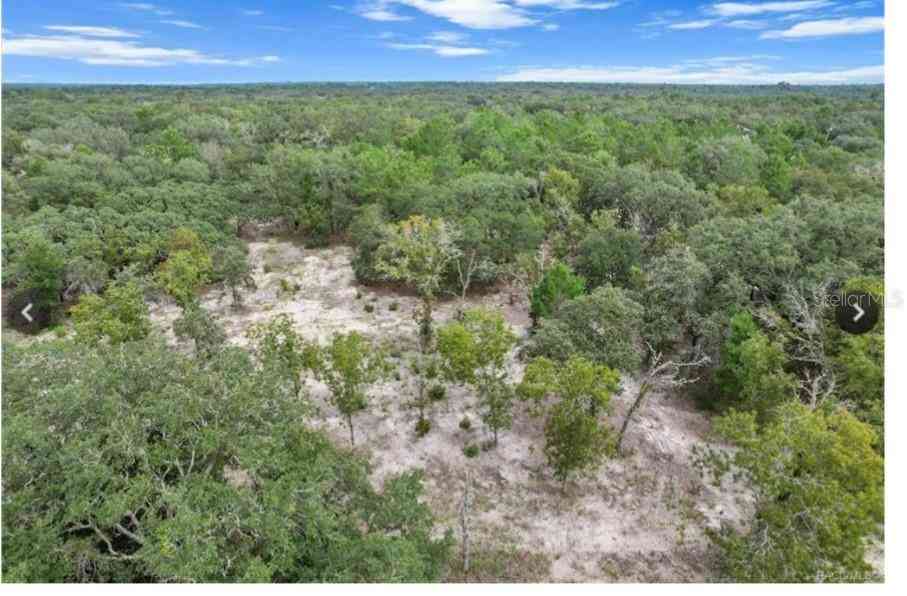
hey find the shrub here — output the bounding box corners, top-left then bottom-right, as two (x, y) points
(463, 444), (480, 458)
(428, 384), (447, 402)
(389, 301), (400, 311)
(415, 417), (432, 437)
(459, 416), (472, 431)
(529, 262), (585, 324)
(364, 303), (375, 313)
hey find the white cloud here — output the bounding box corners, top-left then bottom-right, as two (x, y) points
(243, 10), (264, 16)
(259, 55), (280, 62)
(761, 16), (884, 39)
(360, 9), (412, 21)
(257, 25), (294, 32)
(668, 20), (717, 30)
(542, 23), (560, 31)
(120, 3), (173, 16)
(2, 34), (267, 67)
(426, 30), (469, 44)
(387, 42), (489, 57)
(391, 0), (537, 29)
(497, 62), (883, 85)
(725, 19), (769, 29)
(160, 20), (205, 29)
(512, 1), (619, 9)
(833, 1), (877, 11)
(357, 0), (614, 29)
(681, 54), (780, 66)
(43, 26), (139, 38)
(707, 2), (835, 18)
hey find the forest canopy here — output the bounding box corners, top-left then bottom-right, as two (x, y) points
(1, 82), (884, 583)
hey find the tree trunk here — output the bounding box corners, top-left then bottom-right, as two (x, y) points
(419, 298), (434, 353)
(460, 470), (472, 575)
(617, 383), (650, 455)
(347, 415), (355, 446)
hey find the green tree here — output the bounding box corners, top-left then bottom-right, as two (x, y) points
(527, 285), (644, 373)
(686, 135), (767, 189)
(215, 245), (256, 307)
(529, 262), (586, 324)
(543, 399), (612, 490)
(246, 314), (310, 398)
(437, 308), (517, 446)
(642, 246), (710, 350)
(716, 311), (798, 421)
(574, 211), (642, 289)
(374, 215), (461, 350)
(2, 338), (451, 582)
(173, 303), (227, 359)
(308, 332), (391, 446)
(518, 356), (619, 486)
(701, 402), (883, 582)
(155, 229), (214, 308)
(144, 126), (197, 163)
(70, 281), (151, 345)
(155, 250), (212, 308)
(7, 232), (66, 314)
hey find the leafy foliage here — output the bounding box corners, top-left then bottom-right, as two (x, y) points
(437, 308), (518, 445)
(70, 281), (151, 345)
(527, 285), (644, 373)
(529, 262), (585, 323)
(2, 338), (451, 582)
(307, 332), (391, 445)
(518, 356), (620, 484)
(701, 402), (883, 582)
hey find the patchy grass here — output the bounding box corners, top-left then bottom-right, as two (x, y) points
(445, 541), (552, 583)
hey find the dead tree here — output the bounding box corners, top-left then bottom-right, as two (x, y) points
(459, 469), (472, 575)
(616, 344), (709, 455)
(781, 281), (836, 408)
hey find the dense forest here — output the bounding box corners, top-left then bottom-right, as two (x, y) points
(1, 83), (884, 582)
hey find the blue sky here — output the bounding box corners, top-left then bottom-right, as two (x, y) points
(1, 1), (884, 84)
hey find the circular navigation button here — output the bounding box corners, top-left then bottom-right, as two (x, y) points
(835, 291), (880, 335)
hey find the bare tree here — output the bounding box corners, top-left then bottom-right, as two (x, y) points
(781, 281), (836, 408)
(616, 345), (710, 455)
(455, 248), (480, 303)
(459, 469), (472, 575)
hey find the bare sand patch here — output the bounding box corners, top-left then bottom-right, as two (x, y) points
(150, 238), (752, 582)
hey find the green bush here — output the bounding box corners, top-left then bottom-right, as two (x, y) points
(415, 417), (432, 437)
(459, 416), (472, 431)
(428, 384), (447, 402)
(463, 444), (480, 458)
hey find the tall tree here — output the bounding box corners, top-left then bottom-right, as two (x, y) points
(375, 215), (461, 351)
(308, 331), (391, 446)
(518, 356), (620, 487)
(437, 308), (517, 446)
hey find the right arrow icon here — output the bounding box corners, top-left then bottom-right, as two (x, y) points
(835, 291), (879, 335)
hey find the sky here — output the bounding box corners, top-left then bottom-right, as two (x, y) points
(0, 1), (885, 85)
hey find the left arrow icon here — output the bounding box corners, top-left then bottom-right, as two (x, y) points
(21, 303), (34, 323)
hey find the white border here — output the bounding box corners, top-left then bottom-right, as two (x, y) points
(1, 1), (904, 594)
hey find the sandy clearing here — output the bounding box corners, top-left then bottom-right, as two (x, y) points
(150, 237), (753, 582)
